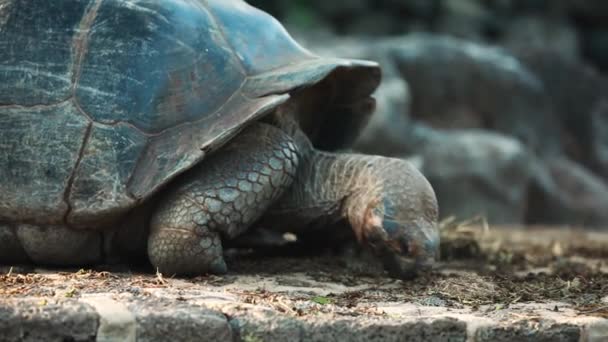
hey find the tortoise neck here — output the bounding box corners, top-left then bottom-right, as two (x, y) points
(266, 147), (385, 234)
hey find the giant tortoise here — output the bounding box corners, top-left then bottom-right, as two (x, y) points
(0, 0), (439, 279)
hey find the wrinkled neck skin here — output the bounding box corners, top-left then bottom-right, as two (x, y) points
(266, 120), (438, 250)
(261, 107), (440, 279)
(269, 144), (380, 233)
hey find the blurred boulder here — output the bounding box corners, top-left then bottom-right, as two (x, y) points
(435, 0), (490, 41)
(515, 49), (608, 181)
(528, 157), (608, 227)
(249, 0), (608, 72)
(304, 33), (608, 227)
(390, 35), (560, 156)
(340, 10), (402, 36)
(296, 33), (608, 226)
(502, 16), (580, 59)
(376, 0), (440, 20)
(409, 127), (534, 224)
(581, 29), (608, 73)
(309, 0), (368, 16)
(568, 0), (608, 23)
(566, 0), (608, 72)
(354, 78), (413, 156)
(591, 103), (608, 181)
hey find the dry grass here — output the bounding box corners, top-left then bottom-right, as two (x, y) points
(437, 216), (608, 313)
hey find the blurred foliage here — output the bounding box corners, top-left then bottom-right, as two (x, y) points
(282, 0), (321, 30)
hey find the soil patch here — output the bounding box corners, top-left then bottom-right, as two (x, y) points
(1, 221), (607, 319)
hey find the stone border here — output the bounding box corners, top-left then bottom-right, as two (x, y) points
(2, 296), (607, 342)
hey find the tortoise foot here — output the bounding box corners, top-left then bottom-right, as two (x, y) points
(148, 122), (298, 276)
(148, 223), (227, 275)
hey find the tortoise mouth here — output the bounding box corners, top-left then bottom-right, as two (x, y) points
(381, 252), (437, 280)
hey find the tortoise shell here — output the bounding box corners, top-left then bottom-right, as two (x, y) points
(0, 0), (380, 227)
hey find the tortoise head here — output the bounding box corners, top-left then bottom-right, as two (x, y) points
(351, 160), (440, 280)
(363, 200), (439, 279)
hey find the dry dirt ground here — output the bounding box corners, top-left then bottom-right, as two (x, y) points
(1, 219), (608, 341)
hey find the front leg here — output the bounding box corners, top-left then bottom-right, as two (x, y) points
(148, 123), (298, 276)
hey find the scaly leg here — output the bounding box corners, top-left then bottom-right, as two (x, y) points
(148, 123), (298, 275)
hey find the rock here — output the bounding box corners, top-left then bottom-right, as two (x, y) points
(309, 35), (564, 156)
(251, 0), (608, 76)
(591, 103), (608, 181)
(303, 35), (402, 79)
(128, 299), (233, 342)
(221, 305), (304, 342)
(582, 29), (608, 72)
(476, 320), (581, 342)
(341, 10), (402, 36)
(0, 224), (29, 264)
(408, 126), (534, 224)
(0, 300), (99, 342)
(502, 16), (580, 59)
(390, 34), (561, 156)
(510, 0), (570, 14)
(515, 48), (608, 180)
(354, 77), (413, 156)
(377, 0), (440, 20)
(528, 157), (608, 227)
(80, 296), (136, 342)
(484, 0), (517, 14)
(251, 0), (440, 36)
(302, 33), (608, 226)
(302, 317), (467, 342)
(2, 243), (608, 342)
(569, 0), (608, 23)
(435, 0), (490, 41)
(308, 0), (369, 17)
